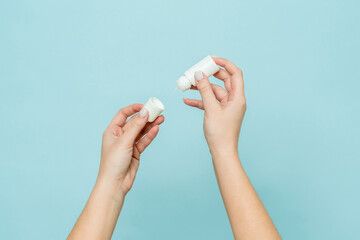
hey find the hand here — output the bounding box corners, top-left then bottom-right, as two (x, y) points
(184, 59), (281, 240)
(183, 57), (246, 155)
(97, 104), (164, 197)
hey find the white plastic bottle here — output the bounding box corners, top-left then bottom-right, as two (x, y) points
(176, 55), (220, 92)
(143, 97), (165, 122)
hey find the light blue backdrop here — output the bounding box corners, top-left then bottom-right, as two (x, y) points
(1, 0), (359, 239)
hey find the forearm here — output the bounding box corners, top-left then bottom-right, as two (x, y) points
(67, 104), (162, 239)
(211, 148), (281, 240)
(67, 178), (125, 240)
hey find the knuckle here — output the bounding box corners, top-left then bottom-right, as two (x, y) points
(131, 119), (142, 128)
(200, 83), (212, 92)
(235, 68), (243, 76)
(117, 108), (124, 115)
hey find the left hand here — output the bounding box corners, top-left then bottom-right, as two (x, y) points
(97, 104), (165, 197)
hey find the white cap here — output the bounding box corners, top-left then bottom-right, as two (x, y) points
(143, 97), (165, 122)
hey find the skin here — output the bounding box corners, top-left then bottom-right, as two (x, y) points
(67, 104), (164, 240)
(183, 57), (281, 239)
(68, 57), (281, 240)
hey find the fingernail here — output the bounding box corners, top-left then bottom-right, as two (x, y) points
(195, 71), (203, 81)
(139, 107), (148, 118)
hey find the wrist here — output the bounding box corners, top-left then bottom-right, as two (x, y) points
(95, 176), (127, 203)
(211, 147), (239, 159)
(208, 141), (238, 157)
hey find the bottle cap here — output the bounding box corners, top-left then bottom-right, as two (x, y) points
(143, 97), (165, 122)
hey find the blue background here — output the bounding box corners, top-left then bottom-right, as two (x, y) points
(1, 0), (359, 239)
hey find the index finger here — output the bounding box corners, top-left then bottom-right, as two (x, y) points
(110, 103), (143, 127)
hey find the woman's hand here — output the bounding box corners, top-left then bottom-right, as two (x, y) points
(184, 58), (281, 239)
(68, 104), (164, 240)
(98, 104), (164, 198)
(183, 57), (246, 155)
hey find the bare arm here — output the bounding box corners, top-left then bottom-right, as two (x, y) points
(68, 104), (164, 240)
(67, 179), (125, 240)
(184, 57), (281, 240)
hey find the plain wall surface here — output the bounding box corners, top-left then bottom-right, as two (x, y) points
(1, 0), (359, 239)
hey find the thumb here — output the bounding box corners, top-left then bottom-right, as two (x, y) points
(195, 71), (218, 110)
(121, 107), (149, 144)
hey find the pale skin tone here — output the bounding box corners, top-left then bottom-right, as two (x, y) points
(68, 57), (281, 240)
(184, 57), (281, 239)
(68, 105), (165, 240)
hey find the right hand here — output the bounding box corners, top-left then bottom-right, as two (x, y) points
(98, 104), (164, 198)
(183, 57), (246, 155)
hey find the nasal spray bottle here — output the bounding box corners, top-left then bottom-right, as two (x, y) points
(175, 55), (220, 92)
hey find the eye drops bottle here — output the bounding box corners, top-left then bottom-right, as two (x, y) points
(143, 97), (165, 122)
(176, 55), (220, 92)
